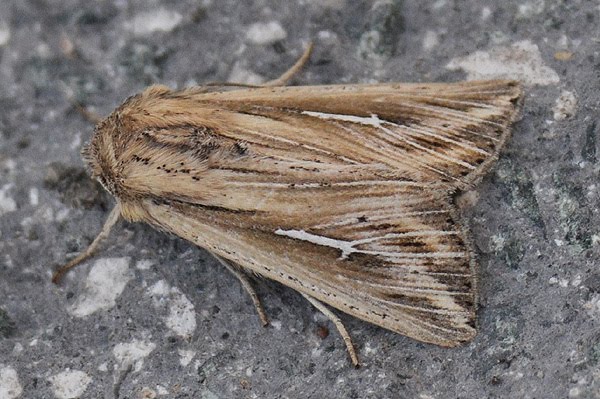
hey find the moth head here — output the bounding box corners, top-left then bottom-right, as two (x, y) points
(81, 113), (126, 198)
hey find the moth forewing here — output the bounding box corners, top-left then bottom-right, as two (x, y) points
(60, 60), (521, 365)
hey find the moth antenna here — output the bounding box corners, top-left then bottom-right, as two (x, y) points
(203, 82), (263, 88)
(52, 205), (121, 284)
(264, 41), (314, 87)
(212, 253), (269, 326)
(301, 293), (360, 367)
(204, 42), (313, 89)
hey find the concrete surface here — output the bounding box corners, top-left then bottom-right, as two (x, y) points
(0, 1), (599, 398)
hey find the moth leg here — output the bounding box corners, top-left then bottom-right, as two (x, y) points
(263, 42), (313, 87)
(52, 205), (121, 284)
(212, 253), (269, 327)
(300, 293), (360, 367)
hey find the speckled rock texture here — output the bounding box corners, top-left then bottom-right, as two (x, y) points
(0, 1), (599, 398)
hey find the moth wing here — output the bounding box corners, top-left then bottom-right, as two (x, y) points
(141, 179), (476, 346)
(187, 79), (522, 187)
(116, 80), (521, 204)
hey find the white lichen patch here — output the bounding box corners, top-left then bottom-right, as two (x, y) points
(178, 349), (196, 367)
(11, 343), (23, 355)
(446, 40), (560, 85)
(245, 21), (287, 45)
(135, 259), (155, 270)
(127, 8), (183, 35)
(113, 340), (156, 373)
(270, 320), (282, 331)
(569, 386), (581, 398)
(517, 0), (546, 18)
(2, 158), (16, 174)
(491, 234), (506, 252)
(307, 0), (347, 10)
(156, 385), (169, 395)
(227, 62), (265, 85)
(68, 257), (132, 318)
(422, 30), (439, 51)
(48, 369), (92, 399)
(583, 294), (600, 318)
(148, 279), (170, 297)
(0, 19), (10, 46)
(166, 293), (196, 337)
(481, 6), (492, 20)
(0, 184), (17, 216)
(552, 90), (577, 120)
(29, 187), (39, 206)
(148, 280), (197, 338)
(0, 366), (22, 399)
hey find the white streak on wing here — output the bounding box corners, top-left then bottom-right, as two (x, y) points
(401, 102), (506, 127)
(275, 228), (357, 258)
(312, 210), (449, 230)
(351, 230), (457, 246)
(334, 122), (454, 179)
(226, 180), (427, 189)
(241, 123), (356, 162)
(302, 111), (387, 126)
(426, 122), (500, 142)
(393, 96), (498, 109)
(377, 297), (472, 315)
(303, 111), (476, 170)
(375, 122), (477, 170)
(404, 124), (491, 155)
(275, 229), (466, 259)
(331, 180), (427, 187)
(383, 252), (466, 259)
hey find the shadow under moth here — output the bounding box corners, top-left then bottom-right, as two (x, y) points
(54, 44), (522, 366)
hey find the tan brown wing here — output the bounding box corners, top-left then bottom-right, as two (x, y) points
(204, 80), (521, 188)
(106, 80), (521, 199)
(135, 177), (476, 346)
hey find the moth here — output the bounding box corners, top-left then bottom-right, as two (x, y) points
(54, 44), (522, 366)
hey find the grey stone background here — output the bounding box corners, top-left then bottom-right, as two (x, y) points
(0, 0), (598, 398)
